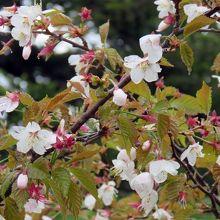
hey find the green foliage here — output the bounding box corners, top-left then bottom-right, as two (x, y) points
(211, 53), (220, 73)
(4, 198), (22, 220)
(0, 135), (17, 151)
(0, 172), (16, 199)
(180, 41), (194, 74)
(11, 187), (29, 211)
(104, 48), (123, 70)
(50, 13), (72, 26)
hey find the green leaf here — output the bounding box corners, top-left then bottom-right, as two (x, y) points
(19, 92), (35, 106)
(43, 8), (63, 16)
(180, 41), (194, 74)
(27, 158), (49, 180)
(211, 53), (220, 73)
(159, 57), (174, 67)
(99, 20), (110, 44)
(4, 198), (22, 220)
(157, 114), (170, 140)
(196, 81), (212, 114)
(11, 187), (29, 211)
(104, 48), (123, 70)
(0, 135), (17, 151)
(118, 115), (138, 152)
(184, 15), (216, 37)
(50, 13), (72, 26)
(52, 167), (71, 198)
(170, 94), (202, 115)
(69, 168), (98, 199)
(125, 81), (151, 99)
(72, 147), (100, 162)
(67, 182), (82, 218)
(46, 178), (67, 214)
(0, 172), (16, 199)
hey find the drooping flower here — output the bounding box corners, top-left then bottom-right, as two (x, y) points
(24, 199), (45, 214)
(152, 208), (173, 220)
(17, 173), (28, 189)
(0, 91), (20, 115)
(124, 34), (162, 84)
(149, 159), (180, 183)
(67, 75), (90, 98)
(141, 190), (158, 216)
(130, 172), (154, 198)
(9, 121), (56, 155)
(156, 14), (175, 32)
(180, 142), (204, 166)
(112, 147), (137, 182)
(98, 181), (118, 206)
(154, 0), (176, 19)
(84, 194), (96, 210)
(22, 45), (32, 60)
(112, 88), (127, 106)
(79, 7), (92, 21)
(183, 4), (209, 23)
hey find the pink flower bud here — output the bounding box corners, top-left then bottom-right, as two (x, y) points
(17, 173), (28, 189)
(142, 140), (151, 151)
(0, 17), (8, 26)
(22, 46), (32, 60)
(112, 88), (127, 106)
(157, 20), (170, 32)
(79, 7), (92, 21)
(37, 44), (56, 59)
(80, 124), (90, 132)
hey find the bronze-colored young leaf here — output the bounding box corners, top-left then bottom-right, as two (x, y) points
(50, 13), (72, 26)
(104, 48), (123, 70)
(99, 20), (110, 44)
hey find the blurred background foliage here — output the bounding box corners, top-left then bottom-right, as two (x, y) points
(0, 0), (219, 109)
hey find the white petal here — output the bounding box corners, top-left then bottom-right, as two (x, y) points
(141, 190), (158, 216)
(130, 66), (145, 84)
(124, 55), (143, 69)
(26, 122), (41, 133)
(68, 55), (81, 66)
(9, 126), (26, 140)
(17, 138), (31, 153)
(144, 64), (161, 82)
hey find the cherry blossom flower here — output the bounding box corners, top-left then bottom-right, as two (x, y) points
(152, 208), (173, 220)
(79, 7), (92, 21)
(53, 119), (75, 150)
(178, 191), (187, 208)
(156, 15), (175, 32)
(22, 45), (32, 60)
(130, 172), (154, 198)
(124, 34), (162, 84)
(112, 147), (137, 182)
(187, 116), (198, 128)
(216, 155), (220, 166)
(84, 194), (96, 210)
(24, 199), (45, 214)
(67, 75), (90, 98)
(141, 190), (158, 216)
(98, 181), (118, 206)
(210, 111), (220, 126)
(112, 88), (127, 106)
(142, 140), (151, 151)
(17, 173), (28, 189)
(183, 4), (209, 23)
(28, 183), (45, 201)
(149, 159), (180, 183)
(154, 0), (176, 19)
(68, 51), (95, 74)
(180, 142), (204, 166)
(9, 122), (56, 155)
(0, 91), (20, 115)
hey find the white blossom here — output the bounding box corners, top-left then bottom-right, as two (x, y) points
(180, 142), (204, 166)
(152, 208), (173, 220)
(84, 194), (96, 210)
(67, 75), (90, 98)
(149, 160), (180, 183)
(130, 172), (154, 198)
(112, 88), (127, 106)
(98, 181), (118, 206)
(24, 199), (45, 214)
(10, 121), (56, 155)
(68, 54), (87, 73)
(0, 92), (19, 115)
(17, 173), (28, 189)
(183, 4), (209, 23)
(124, 34), (162, 84)
(112, 148), (137, 182)
(154, 0), (176, 19)
(141, 190), (158, 216)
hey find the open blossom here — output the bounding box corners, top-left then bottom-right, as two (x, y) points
(84, 194), (96, 210)
(183, 4), (209, 23)
(154, 0), (176, 19)
(152, 208), (173, 220)
(9, 122), (56, 155)
(112, 88), (127, 106)
(141, 190), (158, 216)
(98, 181), (118, 206)
(112, 147), (137, 182)
(149, 160), (180, 183)
(67, 75), (90, 98)
(0, 91), (19, 115)
(124, 34), (162, 84)
(17, 173), (28, 189)
(130, 172), (154, 198)
(24, 199), (45, 214)
(180, 142), (204, 166)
